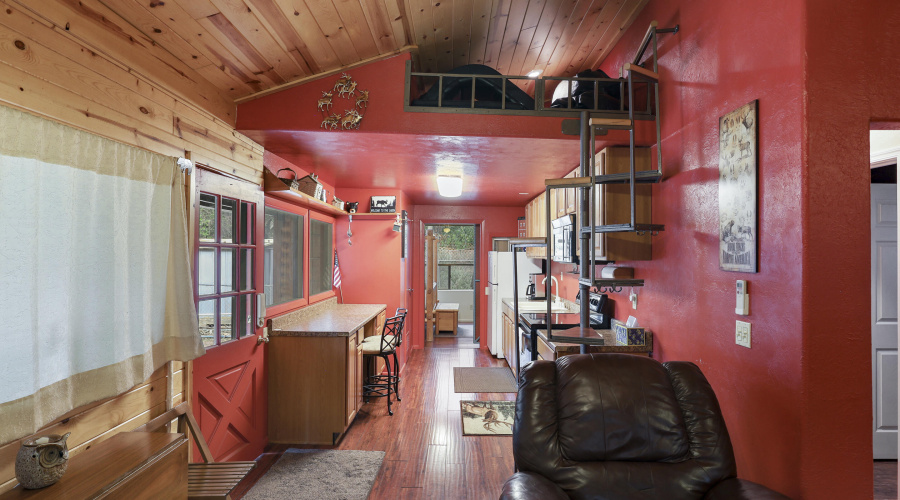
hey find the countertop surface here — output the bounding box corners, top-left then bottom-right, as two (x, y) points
(270, 298), (386, 337)
(536, 327), (653, 353)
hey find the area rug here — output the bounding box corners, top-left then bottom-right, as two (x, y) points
(453, 366), (518, 393)
(242, 449), (385, 500)
(460, 400), (515, 435)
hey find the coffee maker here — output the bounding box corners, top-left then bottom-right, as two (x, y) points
(526, 276), (537, 299)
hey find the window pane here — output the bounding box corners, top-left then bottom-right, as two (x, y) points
(199, 299), (217, 347)
(199, 193), (217, 243)
(264, 207), (304, 306)
(221, 198), (237, 243)
(240, 201), (254, 245)
(310, 219), (333, 296)
(220, 296), (236, 344)
(451, 265), (474, 289)
(236, 294), (254, 339)
(198, 247), (216, 296)
(240, 248), (254, 292)
(221, 248), (236, 293)
(438, 265), (450, 290)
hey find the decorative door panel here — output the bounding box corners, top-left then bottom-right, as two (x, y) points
(872, 184), (898, 459)
(192, 336), (266, 462)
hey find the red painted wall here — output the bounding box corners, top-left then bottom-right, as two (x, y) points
(533, 0), (887, 497)
(408, 205), (524, 350)
(334, 188), (414, 368)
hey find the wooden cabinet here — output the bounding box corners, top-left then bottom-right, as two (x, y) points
(566, 168), (578, 214)
(269, 332), (366, 445)
(346, 329), (363, 426)
(525, 192), (548, 259)
(593, 147), (653, 261)
(501, 305), (518, 376)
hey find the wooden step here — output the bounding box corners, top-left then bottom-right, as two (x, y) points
(580, 223), (665, 234)
(594, 170), (663, 184)
(545, 176), (593, 188)
(624, 63), (659, 82)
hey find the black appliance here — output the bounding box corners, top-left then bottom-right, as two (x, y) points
(525, 282), (536, 300)
(516, 293), (609, 366)
(551, 214), (577, 264)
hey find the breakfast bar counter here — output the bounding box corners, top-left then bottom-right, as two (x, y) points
(268, 298), (386, 445)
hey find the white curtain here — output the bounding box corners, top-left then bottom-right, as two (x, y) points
(0, 104), (204, 446)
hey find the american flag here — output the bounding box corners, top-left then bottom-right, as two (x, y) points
(333, 249), (342, 288)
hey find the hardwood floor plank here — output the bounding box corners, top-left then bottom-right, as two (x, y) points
(235, 344), (514, 499)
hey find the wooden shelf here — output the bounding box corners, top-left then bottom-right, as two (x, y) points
(347, 213), (400, 219)
(263, 168), (348, 216)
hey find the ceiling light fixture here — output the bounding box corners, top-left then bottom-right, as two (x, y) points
(526, 69), (542, 78)
(436, 175), (463, 197)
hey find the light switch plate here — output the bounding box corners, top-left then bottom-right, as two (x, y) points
(736, 320), (751, 348)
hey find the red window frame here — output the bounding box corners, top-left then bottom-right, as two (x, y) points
(308, 210), (336, 304)
(264, 196), (310, 318)
(194, 191), (259, 348)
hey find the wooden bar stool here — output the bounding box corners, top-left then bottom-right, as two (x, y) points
(362, 315), (403, 415)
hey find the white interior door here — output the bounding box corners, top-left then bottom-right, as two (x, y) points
(872, 183), (898, 459)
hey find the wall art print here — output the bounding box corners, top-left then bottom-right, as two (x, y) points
(718, 100), (758, 273)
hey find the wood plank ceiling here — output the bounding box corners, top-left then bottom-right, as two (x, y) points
(97, 0), (649, 103)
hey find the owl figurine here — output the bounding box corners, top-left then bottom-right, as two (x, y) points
(15, 432), (71, 489)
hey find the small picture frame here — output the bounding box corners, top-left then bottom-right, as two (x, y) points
(369, 195), (397, 213)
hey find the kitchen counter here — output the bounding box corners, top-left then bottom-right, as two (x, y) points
(536, 327), (653, 354)
(269, 297), (386, 337)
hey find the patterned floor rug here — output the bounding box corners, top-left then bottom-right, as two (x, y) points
(460, 400), (515, 436)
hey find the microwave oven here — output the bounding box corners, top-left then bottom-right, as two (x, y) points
(551, 214), (578, 264)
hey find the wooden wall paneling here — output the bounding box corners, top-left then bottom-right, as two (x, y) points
(449, 0), (472, 69)
(530, 0), (585, 76)
(199, 13), (285, 87)
(544, 0), (616, 85)
(505, 0), (549, 77)
(171, 0), (220, 19)
(535, 0), (598, 79)
(0, 5), (264, 183)
(0, 367), (169, 494)
(482, 0), (512, 69)
(245, 0), (319, 74)
(124, 0), (262, 95)
(467, 0), (493, 65)
(329, 0), (380, 60)
(520, 0), (577, 95)
(407, 0), (437, 71)
(359, 0), (399, 54)
(561, 0), (623, 77)
(207, 0), (306, 81)
(270, 0), (341, 71)
(430, 0), (453, 72)
(585, 0), (648, 69)
(494, 0), (529, 75)
(384, 0), (412, 48)
(10, 0), (235, 123)
(304, 1), (362, 66)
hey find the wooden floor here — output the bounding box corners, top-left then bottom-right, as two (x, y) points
(233, 337), (514, 499)
(874, 460), (898, 500)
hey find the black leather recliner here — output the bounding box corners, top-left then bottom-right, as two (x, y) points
(500, 354), (791, 500)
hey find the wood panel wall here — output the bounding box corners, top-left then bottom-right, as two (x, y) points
(0, 362), (188, 494)
(0, 1), (263, 492)
(0, 0), (265, 184)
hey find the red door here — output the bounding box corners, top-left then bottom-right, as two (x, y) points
(191, 169), (267, 462)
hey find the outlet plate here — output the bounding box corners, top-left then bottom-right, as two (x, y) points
(736, 320), (751, 348)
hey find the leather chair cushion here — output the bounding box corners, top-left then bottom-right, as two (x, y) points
(555, 354), (689, 462)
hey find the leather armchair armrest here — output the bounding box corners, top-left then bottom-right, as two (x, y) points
(705, 478), (792, 500)
(500, 472), (568, 500)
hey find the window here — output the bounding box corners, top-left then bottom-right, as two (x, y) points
(309, 218), (334, 297)
(197, 192), (257, 347)
(428, 225), (475, 290)
(264, 207), (304, 307)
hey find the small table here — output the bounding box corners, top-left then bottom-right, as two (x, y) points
(435, 303), (459, 334)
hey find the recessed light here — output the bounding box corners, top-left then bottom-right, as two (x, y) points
(519, 192), (528, 195)
(526, 69), (542, 78)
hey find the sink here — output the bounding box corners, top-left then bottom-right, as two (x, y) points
(514, 301), (571, 313)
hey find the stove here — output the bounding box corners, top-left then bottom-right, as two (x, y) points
(515, 293), (610, 369)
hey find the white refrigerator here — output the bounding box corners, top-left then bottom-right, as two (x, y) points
(486, 251), (542, 357)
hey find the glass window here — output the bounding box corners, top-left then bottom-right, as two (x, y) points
(264, 207), (304, 307)
(195, 192), (257, 347)
(310, 219), (333, 296)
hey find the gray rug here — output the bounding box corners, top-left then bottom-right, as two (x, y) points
(453, 367), (518, 393)
(243, 449), (385, 500)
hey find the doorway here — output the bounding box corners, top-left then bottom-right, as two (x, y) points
(425, 224), (479, 346)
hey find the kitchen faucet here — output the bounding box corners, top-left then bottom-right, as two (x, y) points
(542, 276), (560, 305)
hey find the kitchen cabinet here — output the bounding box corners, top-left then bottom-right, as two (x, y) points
(566, 168), (578, 214)
(593, 147), (653, 261)
(525, 192), (548, 259)
(346, 329), (363, 425)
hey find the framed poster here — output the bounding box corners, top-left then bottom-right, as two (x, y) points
(369, 195), (396, 213)
(718, 100), (758, 273)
